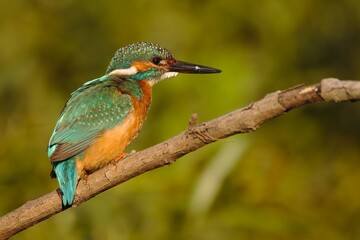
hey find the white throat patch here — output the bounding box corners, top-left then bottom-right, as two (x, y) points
(160, 72), (178, 80)
(149, 72), (178, 86)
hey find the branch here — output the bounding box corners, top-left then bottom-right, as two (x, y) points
(1, 78), (360, 239)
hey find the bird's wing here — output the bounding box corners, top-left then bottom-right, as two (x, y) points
(48, 79), (133, 162)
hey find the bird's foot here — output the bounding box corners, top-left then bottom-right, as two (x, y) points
(83, 172), (89, 181)
(80, 171), (90, 186)
(113, 153), (126, 164)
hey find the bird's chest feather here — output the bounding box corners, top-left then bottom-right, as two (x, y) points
(76, 81), (152, 175)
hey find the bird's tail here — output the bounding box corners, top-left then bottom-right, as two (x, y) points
(53, 158), (78, 206)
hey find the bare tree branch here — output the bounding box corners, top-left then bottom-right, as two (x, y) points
(1, 78), (360, 239)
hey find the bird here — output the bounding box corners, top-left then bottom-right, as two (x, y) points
(47, 42), (221, 206)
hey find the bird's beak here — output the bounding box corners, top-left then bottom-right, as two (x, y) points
(167, 60), (221, 74)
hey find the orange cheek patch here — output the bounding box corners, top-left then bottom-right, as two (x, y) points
(132, 61), (155, 72)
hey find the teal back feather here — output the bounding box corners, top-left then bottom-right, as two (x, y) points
(53, 157), (78, 206)
(48, 75), (134, 162)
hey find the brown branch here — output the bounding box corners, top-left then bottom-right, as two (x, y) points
(1, 78), (360, 239)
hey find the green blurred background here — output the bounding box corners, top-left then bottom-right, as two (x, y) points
(1, 0), (360, 239)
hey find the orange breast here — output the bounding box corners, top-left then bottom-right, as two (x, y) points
(76, 80), (152, 176)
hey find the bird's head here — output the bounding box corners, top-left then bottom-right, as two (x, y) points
(106, 42), (221, 85)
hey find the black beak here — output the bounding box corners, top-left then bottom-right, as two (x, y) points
(167, 60), (221, 74)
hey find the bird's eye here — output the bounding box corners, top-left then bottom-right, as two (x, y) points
(152, 57), (162, 65)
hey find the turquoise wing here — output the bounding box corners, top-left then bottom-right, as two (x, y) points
(48, 79), (133, 162)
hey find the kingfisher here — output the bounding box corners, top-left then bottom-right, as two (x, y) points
(48, 42), (221, 206)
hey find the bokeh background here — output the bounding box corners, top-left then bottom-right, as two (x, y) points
(1, 0), (360, 239)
